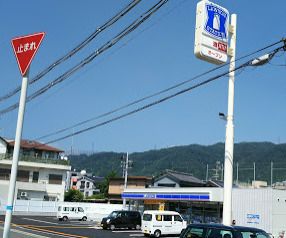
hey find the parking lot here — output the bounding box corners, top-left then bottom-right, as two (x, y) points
(0, 215), (180, 238)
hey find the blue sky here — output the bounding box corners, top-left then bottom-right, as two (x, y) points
(0, 0), (285, 154)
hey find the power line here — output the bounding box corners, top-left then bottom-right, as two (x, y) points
(0, 0), (142, 104)
(43, 45), (285, 145)
(0, 0), (168, 116)
(35, 39), (284, 141)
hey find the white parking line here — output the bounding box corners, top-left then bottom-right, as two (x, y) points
(128, 233), (179, 237)
(112, 230), (141, 233)
(93, 226), (102, 229)
(22, 218), (59, 225)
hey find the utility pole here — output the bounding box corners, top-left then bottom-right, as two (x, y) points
(253, 162), (256, 184)
(206, 164), (209, 181)
(222, 14), (237, 226)
(236, 162), (239, 185)
(270, 161), (273, 187)
(122, 152), (129, 209)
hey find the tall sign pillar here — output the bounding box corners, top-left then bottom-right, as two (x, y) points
(194, 0), (237, 225)
(3, 32), (45, 238)
(222, 14), (237, 226)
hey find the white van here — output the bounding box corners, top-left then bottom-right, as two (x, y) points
(142, 210), (187, 237)
(57, 205), (87, 221)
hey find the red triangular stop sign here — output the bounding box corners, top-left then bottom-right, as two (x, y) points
(11, 32), (45, 76)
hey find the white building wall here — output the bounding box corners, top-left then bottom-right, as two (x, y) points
(0, 162), (69, 202)
(272, 190), (286, 237)
(0, 139), (7, 154)
(0, 182), (9, 200)
(232, 188), (272, 234)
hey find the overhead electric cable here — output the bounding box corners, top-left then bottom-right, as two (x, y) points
(0, 0), (142, 103)
(43, 45), (285, 145)
(0, 0), (168, 116)
(35, 40), (285, 141)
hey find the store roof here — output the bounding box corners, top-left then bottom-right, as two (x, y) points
(155, 169), (205, 186)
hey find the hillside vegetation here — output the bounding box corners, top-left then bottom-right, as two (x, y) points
(69, 142), (286, 184)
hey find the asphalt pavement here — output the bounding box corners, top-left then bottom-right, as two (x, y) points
(0, 226), (49, 238)
(0, 215), (181, 238)
(0, 215), (147, 238)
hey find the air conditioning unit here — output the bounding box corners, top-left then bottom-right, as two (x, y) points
(20, 192), (28, 197)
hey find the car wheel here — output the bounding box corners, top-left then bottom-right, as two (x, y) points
(62, 216), (68, 221)
(102, 225), (107, 230)
(154, 230), (161, 238)
(82, 216), (87, 221)
(110, 224), (115, 230)
(135, 224), (141, 230)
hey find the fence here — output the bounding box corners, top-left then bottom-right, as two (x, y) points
(0, 199), (123, 222)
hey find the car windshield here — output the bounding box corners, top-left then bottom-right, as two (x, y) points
(240, 231), (271, 238)
(108, 211), (119, 218)
(143, 214), (152, 221)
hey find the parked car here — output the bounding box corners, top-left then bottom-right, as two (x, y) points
(57, 205), (87, 221)
(180, 223), (271, 238)
(142, 210), (187, 237)
(101, 210), (141, 230)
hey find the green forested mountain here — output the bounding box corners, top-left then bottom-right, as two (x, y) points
(69, 142), (286, 184)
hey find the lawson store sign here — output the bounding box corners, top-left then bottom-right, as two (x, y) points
(122, 192), (210, 201)
(194, 0), (229, 64)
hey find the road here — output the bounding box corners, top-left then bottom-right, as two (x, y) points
(0, 215), (180, 238)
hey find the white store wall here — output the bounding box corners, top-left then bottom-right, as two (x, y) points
(232, 188), (286, 237)
(232, 188), (272, 232)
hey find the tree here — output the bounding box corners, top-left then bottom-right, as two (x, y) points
(98, 170), (117, 197)
(64, 189), (84, 202)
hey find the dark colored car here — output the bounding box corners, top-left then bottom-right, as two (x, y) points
(101, 210), (141, 230)
(180, 223), (271, 238)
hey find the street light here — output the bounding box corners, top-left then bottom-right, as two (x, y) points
(250, 53), (273, 66)
(219, 112), (227, 121)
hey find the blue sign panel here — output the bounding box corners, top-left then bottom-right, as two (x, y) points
(247, 214), (260, 224)
(6, 205), (13, 211)
(122, 193), (210, 201)
(204, 3), (228, 41)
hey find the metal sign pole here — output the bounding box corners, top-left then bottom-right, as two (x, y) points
(3, 69), (29, 238)
(222, 14), (237, 226)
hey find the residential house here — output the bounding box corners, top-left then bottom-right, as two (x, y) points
(0, 137), (71, 201)
(67, 170), (103, 198)
(153, 169), (206, 188)
(108, 176), (152, 203)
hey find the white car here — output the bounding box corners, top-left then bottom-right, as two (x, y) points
(142, 210), (187, 237)
(57, 205), (87, 221)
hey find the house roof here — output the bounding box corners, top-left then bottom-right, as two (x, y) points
(206, 180), (224, 187)
(206, 179), (239, 188)
(77, 176), (96, 183)
(5, 139), (63, 153)
(155, 169), (205, 186)
(77, 175), (104, 183)
(110, 176), (152, 182)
